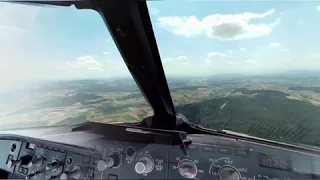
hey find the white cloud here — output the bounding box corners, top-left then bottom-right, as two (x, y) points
(204, 58), (214, 63)
(245, 60), (257, 64)
(163, 56), (189, 65)
(269, 42), (282, 48)
(1, 2), (317, 84)
(176, 56), (189, 65)
(240, 48), (246, 51)
(52, 55), (130, 78)
(176, 56), (188, 60)
(67, 56), (102, 70)
(175, 56), (189, 65)
(157, 9), (279, 40)
(204, 52), (226, 63)
(103, 51), (111, 55)
(208, 52), (226, 58)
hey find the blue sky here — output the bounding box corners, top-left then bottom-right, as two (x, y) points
(1, 1), (320, 86)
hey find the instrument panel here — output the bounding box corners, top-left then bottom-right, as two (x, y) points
(169, 134), (317, 180)
(1, 133), (320, 179)
(0, 139), (170, 180)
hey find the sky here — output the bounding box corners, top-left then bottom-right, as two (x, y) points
(1, 1), (320, 86)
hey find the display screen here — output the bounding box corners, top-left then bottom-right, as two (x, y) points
(258, 153), (292, 171)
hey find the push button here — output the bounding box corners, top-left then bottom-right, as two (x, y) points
(18, 166), (23, 173)
(85, 167), (94, 179)
(108, 174), (118, 180)
(6, 155), (13, 165)
(23, 168), (28, 175)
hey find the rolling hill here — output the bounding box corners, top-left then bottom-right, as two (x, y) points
(176, 88), (320, 146)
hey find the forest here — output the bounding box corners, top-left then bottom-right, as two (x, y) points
(177, 88), (320, 146)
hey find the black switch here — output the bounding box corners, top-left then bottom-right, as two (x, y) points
(23, 168), (28, 175)
(85, 167), (94, 179)
(6, 155), (13, 165)
(108, 174), (118, 180)
(18, 166), (23, 173)
(20, 155), (32, 165)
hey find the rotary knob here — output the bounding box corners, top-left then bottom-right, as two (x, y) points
(29, 156), (45, 167)
(135, 154), (154, 174)
(218, 166), (241, 180)
(97, 152), (121, 171)
(46, 159), (60, 171)
(60, 165), (81, 180)
(177, 159), (197, 179)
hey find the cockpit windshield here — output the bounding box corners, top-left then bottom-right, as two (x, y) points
(2, 1), (320, 147)
(0, 3), (153, 129)
(148, 1), (320, 146)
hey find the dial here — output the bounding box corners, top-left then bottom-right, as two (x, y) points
(177, 159), (197, 179)
(135, 154), (154, 174)
(97, 151), (122, 171)
(209, 158), (241, 180)
(109, 152), (122, 168)
(218, 166), (240, 180)
(46, 159), (60, 171)
(29, 156), (45, 167)
(60, 165), (81, 180)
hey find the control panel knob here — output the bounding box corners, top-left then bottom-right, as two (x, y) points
(135, 154), (154, 174)
(97, 152), (121, 171)
(135, 162), (146, 174)
(218, 166), (240, 180)
(97, 158), (114, 171)
(177, 159), (197, 179)
(7, 155), (32, 168)
(46, 159), (60, 171)
(7, 159), (21, 168)
(60, 165), (81, 180)
(29, 156), (45, 167)
(26, 171), (40, 179)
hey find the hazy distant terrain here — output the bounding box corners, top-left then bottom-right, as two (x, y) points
(2, 72), (320, 145)
(0, 78), (152, 129)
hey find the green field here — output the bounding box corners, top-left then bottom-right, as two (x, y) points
(2, 74), (320, 146)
